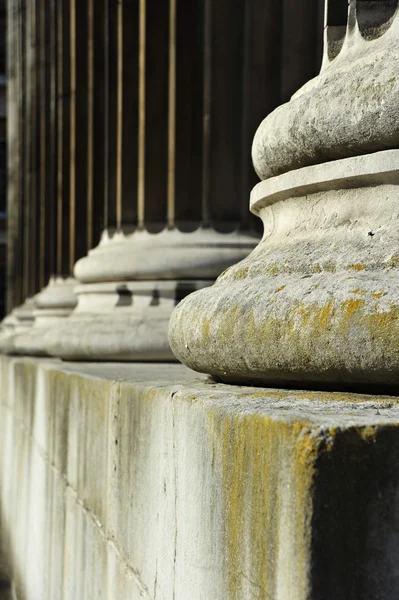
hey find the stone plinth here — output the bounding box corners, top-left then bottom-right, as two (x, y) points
(169, 3), (399, 388)
(45, 228), (258, 361)
(1, 355), (399, 598)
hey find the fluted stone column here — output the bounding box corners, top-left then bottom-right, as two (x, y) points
(45, 0), (324, 361)
(3, 0), (103, 355)
(9, 0), (75, 355)
(170, 0), (399, 390)
(1, 0), (37, 350)
(4, 0), (323, 360)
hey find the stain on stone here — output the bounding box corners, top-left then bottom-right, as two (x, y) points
(208, 410), (320, 599)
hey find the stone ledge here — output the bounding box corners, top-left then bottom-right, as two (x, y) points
(1, 356), (399, 599)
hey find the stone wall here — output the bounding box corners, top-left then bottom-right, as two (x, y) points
(1, 356), (399, 599)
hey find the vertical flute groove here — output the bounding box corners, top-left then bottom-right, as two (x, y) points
(31, 0), (38, 291)
(49, 0), (57, 277)
(23, 0), (30, 298)
(87, 0), (94, 249)
(240, 0), (250, 230)
(39, 0), (46, 287)
(103, 0), (109, 228)
(69, 0), (76, 271)
(56, 0), (63, 274)
(137, 0), (146, 229)
(201, 0), (212, 227)
(167, 0), (176, 229)
(116, 0), (123, 229)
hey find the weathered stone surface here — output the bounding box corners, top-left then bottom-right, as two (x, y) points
(2, 356), (399, 598)
(169, 152), (399, 388)
(170, 6), (399, 387)
(178, 5), (399, 387)
(252, 15), (399, 180)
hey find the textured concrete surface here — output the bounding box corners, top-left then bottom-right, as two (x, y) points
(1, 357), (399, 598)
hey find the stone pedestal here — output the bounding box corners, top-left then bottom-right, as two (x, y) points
(45, 228), (257, 360)
(2, 355), (399, 599)
(169, 2), (399, 390)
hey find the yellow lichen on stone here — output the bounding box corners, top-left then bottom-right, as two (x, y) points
(359, 425), (377, 443)
(235, 390), (397, 404)
(202, 317), (211, 343)
(388, 255), (399, 268)
(372, 304), (399, 332)
(208, 410), (322, 599)
(313, 300), (334, 330)
(324, 262), (336, 272)
(347, 264), (365, 272)
(173, 274), (399, 383)
(232, 266), (249, 280)
(342, 298), (364, 317)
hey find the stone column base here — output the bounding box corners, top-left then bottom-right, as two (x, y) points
(170, 151), (399, 389)
(0, 297), (37, 354)
(10, 278), (77, 357)
(44, 280), (211, 361)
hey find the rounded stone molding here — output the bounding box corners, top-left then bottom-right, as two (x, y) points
(169, 152), (399, 389)
(34, 276), (77, 311)
(74, 227), (259, 283)
(252, 11), (399, 181)
(249, 149), (399, 214)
